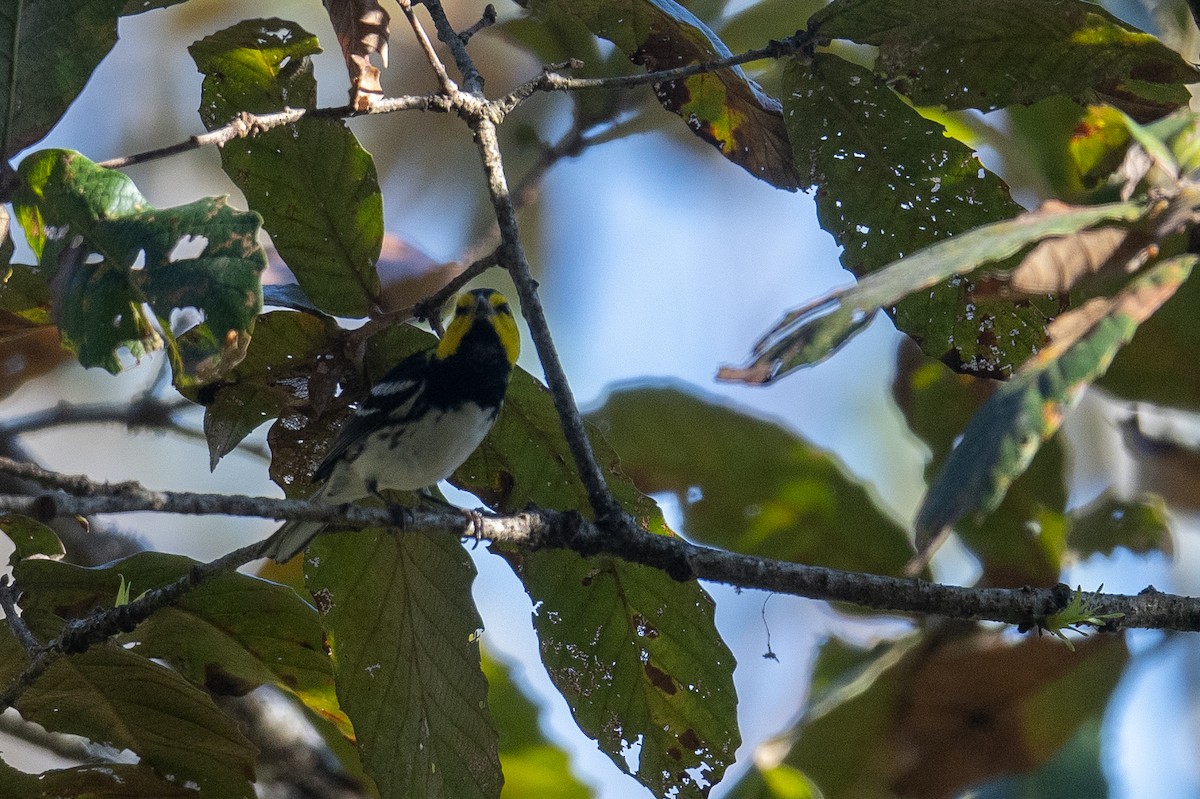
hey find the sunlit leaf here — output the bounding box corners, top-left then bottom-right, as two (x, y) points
(811, 0), (1198, 118)
(12, 149), (265, 380)
(191, 19), (384, 318)
(916, 255), (1196, 543)
(13, 553), (348, 735)
(0, 513), (65, 564)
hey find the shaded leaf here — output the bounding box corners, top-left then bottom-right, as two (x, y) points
(17, 635), (256, 797)
(191, 19), (383, 318)
(746, 632), (1125, 799)
(507, 550), (737, 798)
(916, 255), (1196, 544)
(323, 0), (390, 110)
(0, 759), (198, 798)
(521, 0), (802, 189)
(190, 310), (348, 469)
(13, 149), (265, 381)
(587, 383), (914, 575)
(0, 0), (126, 158)
(484, 654), (592, 799)
(721, 195), (1146, 384)
(306, 529), (501, 799)
(0, 513), (65, 564)
(457, 377), (739, 797)
(122, 0), (190, 13)
(893, 342), (1068, 586)
(812, 0), (1198, 118)
(759, 52), (1053, 380)
(1069, 491), (1172, 558)
(972, 718), (1107, 799)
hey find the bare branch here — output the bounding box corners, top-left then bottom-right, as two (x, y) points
(420, 0), (486, 95)
(397, 0), (458, 95)
(97, 95), (453, 170)
(0, 470), (1196, 634)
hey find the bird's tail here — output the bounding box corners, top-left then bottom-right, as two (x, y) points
(258, 484), (329, 563)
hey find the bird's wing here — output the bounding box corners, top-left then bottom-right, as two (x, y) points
(312, 351), (430, 483)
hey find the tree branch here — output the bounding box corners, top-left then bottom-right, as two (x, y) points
(0, 469), (1195, 634)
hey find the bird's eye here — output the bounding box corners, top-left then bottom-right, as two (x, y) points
(454, 304), (470, 316)
(494, 302), (510, 315)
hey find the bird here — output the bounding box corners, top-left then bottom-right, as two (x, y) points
(260, 288), (520, 562)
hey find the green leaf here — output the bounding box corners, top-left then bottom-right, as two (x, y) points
(190, 19), (383, 318)
(0, 512), (65, 564)
(0, 0), (126, 158)
(1100, 230), (1200, 408)
(723, 192), (1147, 384)
(12, 552), (347, 734)
(768, 52), (1054, 379)
(1067, 491), (1172, 559)
(16, 635), (256, 797)
(972, 718), (1107, 799)
(484, 654), (591, 799)
(0, 759), (199, 798)
(12, 149), (265, 380)
(0, 263), (52, 326)
(916, 255), (1196, 543)
(456, 377), (739, 797)
(811, 0), (1198, 117)
(507, 550), (737, 798)
(521, 0), (802, 189)
(893, 344), (1068, 586)
(586, 384), (914, 575)
(305, 529), (502, 799)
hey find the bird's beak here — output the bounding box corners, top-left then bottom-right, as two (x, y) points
(476, 293), (493, 315)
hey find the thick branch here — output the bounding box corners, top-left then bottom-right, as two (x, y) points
(0, 479), (1195, 633)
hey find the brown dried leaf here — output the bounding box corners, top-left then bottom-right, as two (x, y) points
(324, 0), (390, 111)
(375, 234), (460, 314)
(1009, 226), (1132, 294)
(889, 633), (1126, 799)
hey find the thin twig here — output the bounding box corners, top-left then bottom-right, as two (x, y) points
(420, 0), (485, 95)
(97, 96), (452, 170)
(458, 4), (497, 44)
(413, 247), (501, 326)
(397, 0), (458, 95)
(471, 118), (628, 526)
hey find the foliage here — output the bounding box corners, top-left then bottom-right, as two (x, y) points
(0, 0), (1197, 798)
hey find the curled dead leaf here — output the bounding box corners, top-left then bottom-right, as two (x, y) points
(324, 0), (390, 110)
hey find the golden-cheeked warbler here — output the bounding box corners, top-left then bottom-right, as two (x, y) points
(260, 288), (520, 562)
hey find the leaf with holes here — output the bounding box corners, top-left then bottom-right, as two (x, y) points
(458, 377), (739, 797)
(191, 19), (383, 318)
(12, 149), (265, 380)
(812, 0), (1198, 119)
(720, 188), (1148, 384)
